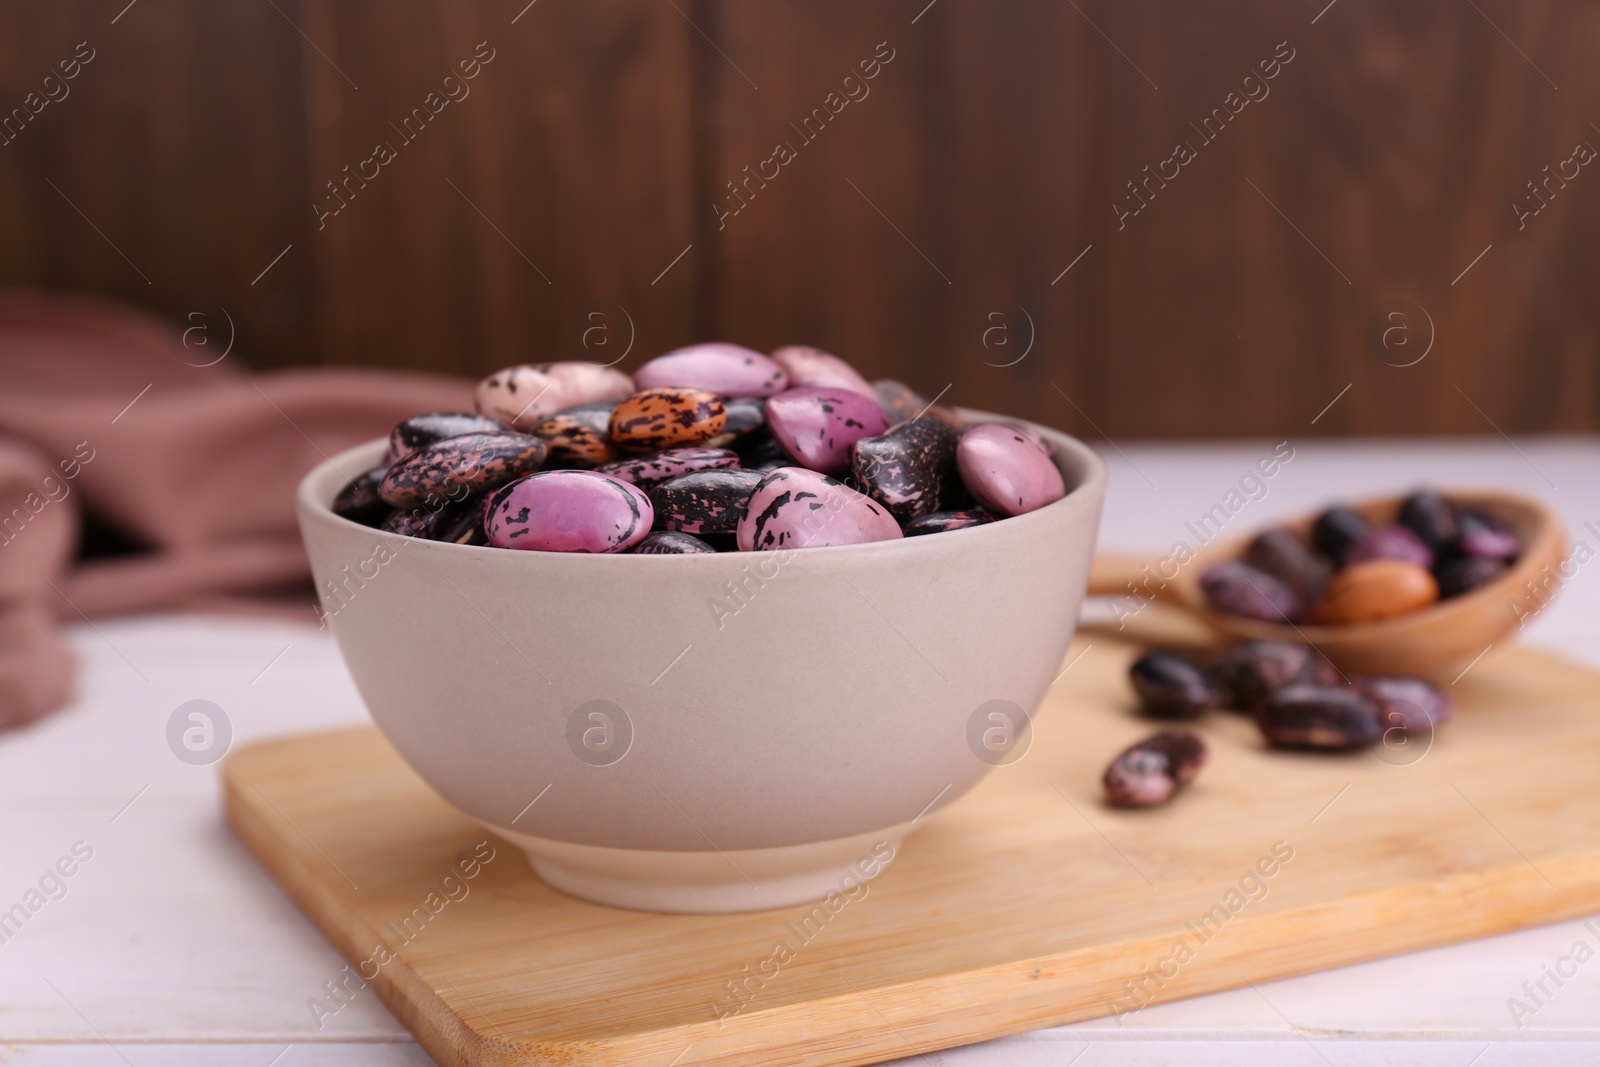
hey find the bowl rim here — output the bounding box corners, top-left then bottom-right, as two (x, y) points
(296, 408), (1108, 563)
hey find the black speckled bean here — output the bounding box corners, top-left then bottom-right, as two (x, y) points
(851, 417), (961, 522)
(380, 505), (451, 539)
(597, 447), (740, 489)
(1244, 528), (1332, 602)
(1311, 505), (1369, 560)
(378, 432), (547, 508)
(1103, 729), (1207, 807)
(387, 412), (507, 464)
(432, 495), (490, 546)
(1353, 675), (1453, 734)
(1256, 684), (1382, 750)
(332, 466), (391, 527)
(1434, 554), (1507, 597)
(872, 379), (927, 424)
(901, 509), (997, 537)
(630, 530), (718, 554)
(1398, 490), (1458, 554)
(1199, 560), (1304, 622)
(1211, 640), (1340, 713)
(736, 430), (790, 472)
(706, 396), (767, 447)
(650, 468), (765, 535)
(1455, 510), (1520, 559)
(1129, 650), (1219, 718)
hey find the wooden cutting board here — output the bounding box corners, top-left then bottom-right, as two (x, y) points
(223, 639), (1600, 1067)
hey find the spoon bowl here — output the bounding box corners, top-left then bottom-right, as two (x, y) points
(1088, 489), (1567, 678)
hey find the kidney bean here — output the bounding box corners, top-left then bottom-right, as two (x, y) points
(1199, 560), (1304, 623)
(532, 402), (621, 468)
(1311, 505), (1369, 560)
(1256, 684), (1383, 750)
(380, 505), (451, 539)
(1245, 528), (1332, 602)
(1103, 729), (1208, 807)
(388, 412), (507, 464)
(1317, 559), (1439, 623)
(1455, 509), (1520, 559)
(1128, 650), (1219, 718)
(433, 495), (490, 546)
(1210, 640), (1339, 712)
(630, 530), (717, 554)
(332, 467), (391, 527)
(707, 396), (767, 446)
(1435, 554), (1507, 598)
(1353, 675), (1453, 734)
(872, 379), (927, 424)
(901, 509), (996, 536)
(1398, 490), (1458, 554)
(378, 433), (547, 508)
(650, 468), (765, 535)
(1343, 524), (1434, 569)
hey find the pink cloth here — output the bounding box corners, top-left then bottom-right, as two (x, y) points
(0, 290), (472, 728)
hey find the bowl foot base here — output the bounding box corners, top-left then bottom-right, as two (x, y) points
(496, 823), (913, 913)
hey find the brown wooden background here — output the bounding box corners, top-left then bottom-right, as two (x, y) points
(1, 0), (1595, 438)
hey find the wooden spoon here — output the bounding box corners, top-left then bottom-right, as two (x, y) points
(1085, 490), (1568, 679)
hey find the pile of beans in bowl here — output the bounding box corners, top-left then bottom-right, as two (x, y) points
(332, 343), (1067, 553)
(1200, 490), (1522, 625)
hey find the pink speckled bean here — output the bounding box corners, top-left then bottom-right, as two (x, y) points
(634, 343), (788, 398)
(955, 423), (1065, 517)
(485, 470), (653, 553)
(769, 345), (875, 398)
(765, 387), (890, 475)
(736, 467), (902, 551)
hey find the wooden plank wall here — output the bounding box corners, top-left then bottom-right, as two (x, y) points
(0, 0), (1594, 438)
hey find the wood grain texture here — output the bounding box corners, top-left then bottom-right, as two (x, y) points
(0, 0), (321, 365)
(224, 639), (1600, 1066)
(296, 0), (700, 377)
(1095, 0), (1600, 438)
(702, 2), (1103, 427)
(0, 0), (1596, 436)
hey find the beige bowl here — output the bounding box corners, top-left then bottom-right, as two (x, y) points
(296, 415), (1106, 912)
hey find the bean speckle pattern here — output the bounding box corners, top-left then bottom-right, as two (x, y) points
(771, 345), (876, 397)
(1103, 729), (1207, 808)
(630, 530), (717, 555)
(955, 423), (1066, 517)
(485, 470), (652, 553)
(650, 468), (765, 535)
(332, 466), (391, 526)
(901, 509), (996, 537)
(765, 387), (891, 474)
(634, 343), (788, 398)
(475, 363), (633, 430)
(533, 401), (621, 468)
(597, 446), (739, 488)
(851, 417), (961, 522)
(378, 433), (547, 508)
(736, 467), (902, 551)
(609, 387), (727, 453)
(387, 412), (507, 464)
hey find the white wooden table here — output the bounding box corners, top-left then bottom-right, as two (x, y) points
(3, 437), (1596, 1066)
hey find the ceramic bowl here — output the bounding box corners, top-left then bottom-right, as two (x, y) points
(295, 413), (1106, 913)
